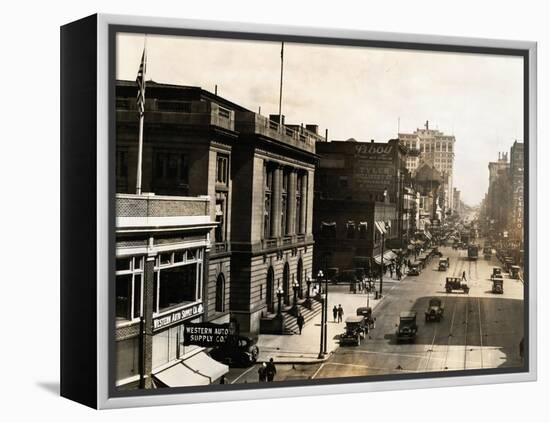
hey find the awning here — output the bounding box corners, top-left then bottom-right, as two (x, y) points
(154, 362), (209, 387)
(374, 221), (387, 234)
(424, 230), (432, 240)
(321, 221), (336, 227)
(384, 251), (397, 261)
(154, 352), (228, 387)
(184, 351), (228, 383)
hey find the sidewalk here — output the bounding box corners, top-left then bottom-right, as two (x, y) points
(256, 274), (405, 364)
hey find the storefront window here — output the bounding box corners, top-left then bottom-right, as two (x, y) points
(115, 256), (144, 322)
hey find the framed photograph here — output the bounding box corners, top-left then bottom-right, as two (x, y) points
(60, 14), (537, 409)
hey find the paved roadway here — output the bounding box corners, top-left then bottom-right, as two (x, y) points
(226, 243), (524, 383)
(313, 244), (524, 379)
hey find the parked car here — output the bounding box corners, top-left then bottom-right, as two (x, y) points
(408, 264), (420, 276)
(510, 265), (521, 279)
(491, 267), (502, 280)
(209, 335), (259, 366)
(356, 306), (376, 330)
(340, 316), (367, 346)
(396, 311), (418, 343)
(425, 298), (444, 322)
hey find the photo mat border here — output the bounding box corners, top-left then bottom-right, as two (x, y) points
(98, 14), (537, 409)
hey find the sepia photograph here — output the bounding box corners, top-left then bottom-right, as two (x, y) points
(112, 30), (527, 392)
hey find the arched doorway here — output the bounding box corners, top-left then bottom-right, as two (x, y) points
(297, 258), (303, 299)
(266, 266), (274, 313)
(215, 273), (225, 312)
(283, 262), (290, 305)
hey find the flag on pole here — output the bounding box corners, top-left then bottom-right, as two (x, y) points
(136, 47), (147, 117)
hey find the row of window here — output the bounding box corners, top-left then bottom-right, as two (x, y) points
(263, 164), (307, 239)
(115, 250), (205, 322)
(319, 221), (369, 239)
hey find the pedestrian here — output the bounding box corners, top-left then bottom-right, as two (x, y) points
(332, 305), (338, 322)
(462, 270), (467, 281)
(258, 362), (267, 382)
(266, 358), (277, 382)
(296, 312), (305, 334)
(337, 304), (344, 323)
(396, 268), (402, 281)
(220, 375), (226, 384)
(389, 267), (394, 279)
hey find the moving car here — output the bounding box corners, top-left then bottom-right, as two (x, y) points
(340, 316), (367, 346)
(438, 257), (449, 271)
(425, 298), (444, 322)
(491, 267), (502, 280)
(407, 263), (421, 276)
(492, 275), (504, 294)
(396, 311), (418, 343)
(209, 335), (259, 366)
(445, 277), (470, 294)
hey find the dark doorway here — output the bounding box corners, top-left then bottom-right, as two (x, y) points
(266, 266), (274, 313)
(283, 262), (290, 305)
(297, 258), (303, 299)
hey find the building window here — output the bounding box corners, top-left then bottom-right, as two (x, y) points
(358, 222), (368, 239)
(264, 165), (273, 239)
(116, 150), (128, 180)
(153, 152), (188, 184)
(215, 273), (225, 312)
(153, 249), (203, 314)
(215, 192), (227, 242)
(115, 256), (144, 321)
(321, 222), (336, 238)
(216, 154), (229, 186)
(281, 170), (289, 235)
(296, 172), (303, 234)
(346, 221), (356, 239)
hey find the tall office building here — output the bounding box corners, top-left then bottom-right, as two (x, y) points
(399, 121), (456, 212)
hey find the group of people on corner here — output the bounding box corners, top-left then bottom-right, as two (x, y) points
(257, 358), (277, 382)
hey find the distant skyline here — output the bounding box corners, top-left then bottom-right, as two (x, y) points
(116, 33), (523, 206)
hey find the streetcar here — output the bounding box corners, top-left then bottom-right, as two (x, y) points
(467, 244), (479, 260)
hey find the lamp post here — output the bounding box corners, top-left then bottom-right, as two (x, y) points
(292, 276), (299, 315)
(323, 263), (329, 355)
(306, 276), (311, 300)
(317, 270), (325, 359)
(276, 285), (284, 317)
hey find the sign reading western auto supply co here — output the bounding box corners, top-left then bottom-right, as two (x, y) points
(354, 143), (395, 191)
(183, 323), (231, 347)
(153, 302), (204, 331)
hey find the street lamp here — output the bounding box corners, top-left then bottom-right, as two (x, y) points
(276, 285), (284, 317)
(292, 276), (299, 315)
(304, 275), (312, 309)
(317, 269), (325, 359)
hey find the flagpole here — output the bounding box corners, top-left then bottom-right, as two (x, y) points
(136, 36), (147, 195)
(278, 41), (284, 133)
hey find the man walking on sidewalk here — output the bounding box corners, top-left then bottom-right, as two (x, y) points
(462, 270), (467, 281)
(333, 305), (338, 322)
(266, 358), (277, 382)
(296, 312), (305, 334)
(258, 363), (267, 382)
(337, 304), (344, 323)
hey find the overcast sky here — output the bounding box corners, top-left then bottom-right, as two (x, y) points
(117, 33), (523, 206)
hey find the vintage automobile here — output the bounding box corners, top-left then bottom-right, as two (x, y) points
(491, 267), (502, 280)
(209, 335), (259, 366)
(483, 246), (492, 259)
(340, 316), (367, 346)
(356, 306), (376, 330)
(433, 247), (443, 257)
(510, 265), (521, 279)
(408, 263), (421, 276)
(504, 257), (514, 272)
(438, 257), (449, 271)
(396, 311), (418, 343)
(425, 298), (444, 322)
(445, 277), (470, 294)
(492, 275), (504, 294)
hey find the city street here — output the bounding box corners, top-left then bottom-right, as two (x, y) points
(228, 244), (524, 383)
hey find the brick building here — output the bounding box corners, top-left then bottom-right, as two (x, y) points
(509, 141), (524, 242)
(115, 194), (228, 389)
(313, 139), (410, 274)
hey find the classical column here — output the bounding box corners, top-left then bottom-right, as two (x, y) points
(271, 164), (282, 238)
(300, 171), (308, 234)
(288, 170), (297, 235)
